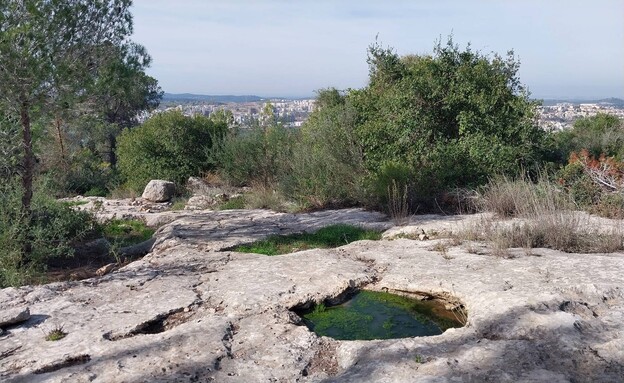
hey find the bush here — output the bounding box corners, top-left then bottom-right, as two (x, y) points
(211, 123), (293, 188)
(117, 111), (227, 192)
(0, 179), (100, 287)
(282, 90), (366, 209)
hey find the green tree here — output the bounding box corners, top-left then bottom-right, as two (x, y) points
(117, 111), (228, 192)
(298, 37), (544, 209)
(0, 0), (135, 212)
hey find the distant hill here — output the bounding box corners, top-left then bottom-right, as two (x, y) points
(541, 97), (624, 107)
(162, 93), (266, 103)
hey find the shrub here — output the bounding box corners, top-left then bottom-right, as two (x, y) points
(117, 111), (227, 192)
(283, 90), (366, 209)
(211, 123), (293, 188)
(0, 179), (100, 287)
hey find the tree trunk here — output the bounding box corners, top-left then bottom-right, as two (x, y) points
(108, 133), (117, 168)
(20, 102), (35, 259)
(54, 117), (67, 166)
(20, 102), (34, 214)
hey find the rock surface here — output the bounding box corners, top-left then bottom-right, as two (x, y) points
(141, 180), (176, 202)
(1, 208), (623, 382)
(0, 307), (30, 328)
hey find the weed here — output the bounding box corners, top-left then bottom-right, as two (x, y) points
(460, 176), (624, 254)
(218, 196), (246, 210)
(312, 302), (327, 314)
(451, 305), (468, 326)
(414, 354), (424, 364)
(430, 241), (449, 255)
(45, 325), (67, 341)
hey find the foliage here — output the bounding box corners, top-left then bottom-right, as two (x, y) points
(463, 176), (624, 254)
(353, 38), (543, 200)
(283, 89), (366, 209)
(0, 0), (137, 212)
(101, 219), (154, 248)
(552, 113), (624, 163)
(211, 107), (294, 188)
(231, 224), (381, 255)
(557, 149), (624, 216)
(45, 325), (67, 341)
(290, 38), (543, 210)
(117, 111), (228, 192)
(0, 179), (100, 287)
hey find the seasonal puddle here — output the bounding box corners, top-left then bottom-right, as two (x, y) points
(295, 290), (465, 340)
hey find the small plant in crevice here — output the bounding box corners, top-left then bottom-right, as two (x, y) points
(312, 302), (327, 314)
(45, 325), (67, 341)
(451, 305), (468, 327)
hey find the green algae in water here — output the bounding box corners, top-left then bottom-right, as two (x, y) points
(298, 290), (463, 340)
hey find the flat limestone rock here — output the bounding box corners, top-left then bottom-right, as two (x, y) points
(1, 208), (623, 382)
(0, 307), (30, 328)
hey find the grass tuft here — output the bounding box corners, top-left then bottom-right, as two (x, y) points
(45, 325), (67, 341)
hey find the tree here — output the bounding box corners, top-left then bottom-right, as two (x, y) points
(297, 37), (545, 210)
(352, 38), (544, 191)
(0, 0), (135, 213)
(90, 42), (163, 168)
(117, 111), (228, 192)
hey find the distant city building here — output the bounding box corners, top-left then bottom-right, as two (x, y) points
(143, 97), (623, 131)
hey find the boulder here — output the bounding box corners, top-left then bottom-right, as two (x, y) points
(141, 180), (175, 202)
(186, 176), (210, 195)
(185, 195), (215, 210)
(0, 307), (30, 328)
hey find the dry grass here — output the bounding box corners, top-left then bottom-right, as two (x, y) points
(459, 176), (624, 254)
(387, 180), (410, 226)
(244, 182), (299, 213)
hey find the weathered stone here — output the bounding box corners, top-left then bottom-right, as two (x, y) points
(0, 307), (30, 328)
(73, 238), (111, 259)
(95, 263), (117, 277)
(141, 180), (175, 202)
(1, 209), (623, 382)
(186, 176), (208, 195)
(185, 195), (215, 210)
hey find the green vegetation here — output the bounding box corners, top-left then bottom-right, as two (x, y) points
(209, 37), (546, 213)
(45, 326), (67, 341)
(231, 224), (381, 255)
(102, 219), (154, 248)
(117, 111), (227, 192)
(0, 181), (100, 287)
(218, 196), (246, 210)
(0, 0), (161, 278)
(297, 290), (463, 340)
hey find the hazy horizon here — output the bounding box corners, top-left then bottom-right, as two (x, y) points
(132, 1), (624, 100)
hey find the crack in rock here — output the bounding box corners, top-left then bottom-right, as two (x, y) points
(33, 354), (91, 374)
(103, 307), (196, 341)
(214, 321), (238, 371)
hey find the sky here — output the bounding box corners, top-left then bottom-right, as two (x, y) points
(132, 0), (624, 99)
